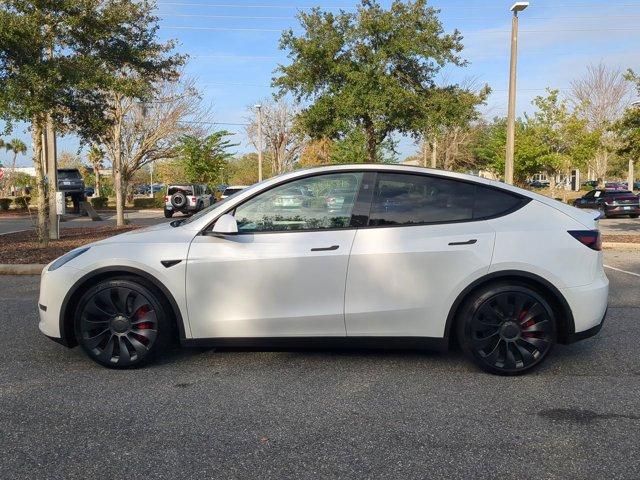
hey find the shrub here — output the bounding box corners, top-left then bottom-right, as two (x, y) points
(90, 197), (109, 209)
(133, 194), (164, 208)
(0, 198), (11, 211)
(13, 196), (31, 209)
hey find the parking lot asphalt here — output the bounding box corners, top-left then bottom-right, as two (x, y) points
(1, 251), (639, 479)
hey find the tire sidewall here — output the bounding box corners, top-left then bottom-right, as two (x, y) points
(74, 277), (172, 369)
(456, 282), (557, 376)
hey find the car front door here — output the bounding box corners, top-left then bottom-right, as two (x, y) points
(344, 172), (520, 338)
(186, 172), (364, 339)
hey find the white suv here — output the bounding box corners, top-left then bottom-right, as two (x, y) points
(164, 184), (213, 218)
(38, 165), (608, 374)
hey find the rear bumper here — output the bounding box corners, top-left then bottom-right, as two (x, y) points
(604, 205), (640, 216)
(558, 273), (609, 344)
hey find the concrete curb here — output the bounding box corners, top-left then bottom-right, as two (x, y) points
(0, 264), (45, 275)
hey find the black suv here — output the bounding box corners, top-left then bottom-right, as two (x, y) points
(57, 168), (86, 213)
(574, 189), (640, 218)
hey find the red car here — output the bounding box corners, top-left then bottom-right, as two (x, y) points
(573, 189), (640, 218)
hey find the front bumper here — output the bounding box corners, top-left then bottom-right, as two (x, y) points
(38, 264), (84, 346)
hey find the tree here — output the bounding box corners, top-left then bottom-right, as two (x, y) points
(1, 138), (27, 195)
(330, 127), (398, 164)
(87, 145), (104, 197)
(0, 0), (183, 241)
(273, 0), (470, 163)
(98, 79), (203, 226)
(226, 153), (274, 186)
(178, 131), (236, 186)
(570, 63), (631, 183)
(298, 139), (334, 168)
(246, 99), (305, 175)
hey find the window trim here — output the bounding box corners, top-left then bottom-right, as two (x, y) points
(200, 168), (530, 235)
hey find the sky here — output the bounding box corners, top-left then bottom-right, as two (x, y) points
(3, 0), (640, 167)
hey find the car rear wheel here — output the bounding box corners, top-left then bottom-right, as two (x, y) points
(74, 278), (172, 368)
(630, 214), (639, 219)
(164, 209), (173, 218)
(457, 283), (556, 375)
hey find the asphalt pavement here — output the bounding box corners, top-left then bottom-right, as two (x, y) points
(1, 251), (639, 479)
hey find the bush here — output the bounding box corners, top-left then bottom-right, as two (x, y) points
(90, 197), (109, 209)
(133, 193), (164, 209)
(0, 198), (11, 211)
(13, 196), (31, 209)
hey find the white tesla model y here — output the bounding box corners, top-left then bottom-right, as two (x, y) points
(38, 165), (608, 374)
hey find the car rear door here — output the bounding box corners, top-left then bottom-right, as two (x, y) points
(186, 172), (363, 339)
(344, 172), (507, 338)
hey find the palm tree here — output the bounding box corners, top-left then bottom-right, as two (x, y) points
(4, 139), (27, 196)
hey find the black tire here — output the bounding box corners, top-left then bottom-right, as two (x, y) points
(74, 277), (173, 369)
(164, 209), (173, 218)
(630, 214), (639, 219)
(456, 282), (556, 375)
(171, 192), (186, 209)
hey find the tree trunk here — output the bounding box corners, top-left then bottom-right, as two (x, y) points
(364, 123), (377, 164)
(431, 138), (437, 169)
(31, 120), (48, 246)
(94, 164), (101, 198)
(113, 121), (125, 227)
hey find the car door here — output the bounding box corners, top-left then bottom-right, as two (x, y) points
(186, 172), (364, 339)
(344, 172), (511, 338)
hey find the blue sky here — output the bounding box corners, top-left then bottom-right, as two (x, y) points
(3, 0), (640, 167)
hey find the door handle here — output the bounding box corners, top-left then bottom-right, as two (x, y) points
(448, 239), (477, 246)
(311, 245), (339, 252)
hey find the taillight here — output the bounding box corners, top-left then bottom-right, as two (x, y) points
(568, 230), (601, 251)
(190, 196), (196, 203)
(164, 196), (169, 202)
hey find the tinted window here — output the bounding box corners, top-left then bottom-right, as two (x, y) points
(369, 173), (474, 226)
(474, 185), (525, 219)
(235, 172), (363, 233)
(58, 170), (81, 180)
(223, 187), (243, 196)
(168, 186), (193, 195)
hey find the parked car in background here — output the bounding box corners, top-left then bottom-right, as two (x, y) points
(57, 168), (85, 214)
(573, 189), (640, 218)
(604, 182), (628, 191)
(84, 187), (95, 198)
(634, 181), (640, 191)
(164, 184), (213, 218)
(528, 180), (549, 189)
(582, 180), (598, 189)
(220, 185), (248, 199)
(39, 165), (608, 375)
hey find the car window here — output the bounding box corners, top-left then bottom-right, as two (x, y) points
(584, 190), (596, 198)
(234, 173), (363, 233)
(58, 170), (81, 180)
(369, 173), (474, 226)
(168, 186), (193, 195)
(474, 185), (525, 219)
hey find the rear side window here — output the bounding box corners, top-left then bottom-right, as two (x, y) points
(368, 173), (526, 226)
(168, 186), (193, 195)
(474, 185), (525, 219)
(369, 173), (474, 226)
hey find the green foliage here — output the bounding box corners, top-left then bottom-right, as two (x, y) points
(13, 195), (30, 209)
(226, 153), (274, 186)
(614, 71), (640, 164)
(0, 0), (184, 140)
(178, 131), (236, 186)
(274, 0), (475, 162)
(133, 195), (163, 209)
(90, 197), (108, 209)
(329, 127), (398, 164)
(0, 198), (11, 211)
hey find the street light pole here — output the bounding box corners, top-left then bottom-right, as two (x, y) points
(505, 2), (529, 185)
(630, 101), (640, 192)
(255, 104), (263, 182)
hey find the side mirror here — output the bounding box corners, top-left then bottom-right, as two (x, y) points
(210, 213), (238, 235)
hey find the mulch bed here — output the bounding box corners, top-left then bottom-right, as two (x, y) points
(603, 235), (640, 244)
(1, 226), (139, 264)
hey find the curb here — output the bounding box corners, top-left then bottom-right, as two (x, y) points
(0, 264), (45, 275)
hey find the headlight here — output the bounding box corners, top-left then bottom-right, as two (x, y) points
(48, 247), (91, 272)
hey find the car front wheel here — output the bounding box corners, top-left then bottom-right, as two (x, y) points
(457, 283), (556, 375)
(74, 278), (172, 368)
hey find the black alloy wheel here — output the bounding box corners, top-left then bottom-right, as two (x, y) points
(457, 283), (556, 375)
(75, 278), (171, 368)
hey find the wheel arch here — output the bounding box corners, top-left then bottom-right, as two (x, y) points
(444, 270), (575, 348)
(59, 266), (186, 348)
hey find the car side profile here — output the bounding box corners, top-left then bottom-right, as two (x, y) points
(39, 165), (609, 375)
